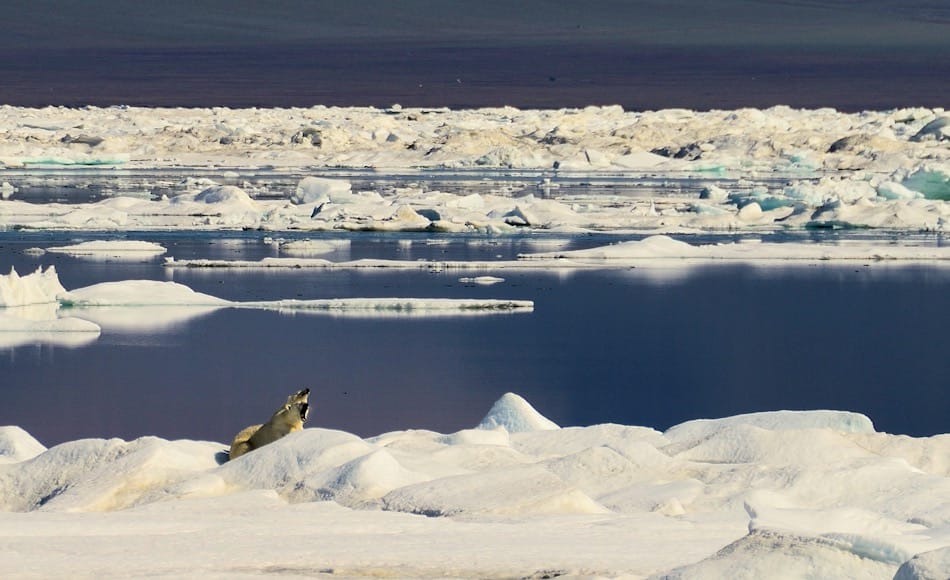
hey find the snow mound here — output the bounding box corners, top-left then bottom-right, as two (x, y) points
(0, 436), (222, 512)
(0, 426), (46, 465)
(663, 409), (875, 444)
(382, 465), (607, 517)
(659, 528), (898, 579)
(0, 266), (66, 307)
(477, 392), (560, 433)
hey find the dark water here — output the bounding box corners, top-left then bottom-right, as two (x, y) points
(5, 43), (949, 111)
(1, 231), (948, 446)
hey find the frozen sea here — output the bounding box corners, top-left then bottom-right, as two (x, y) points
(2, 226), (948, 446)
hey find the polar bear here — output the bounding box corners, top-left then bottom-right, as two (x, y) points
(228, 388), (311, 460)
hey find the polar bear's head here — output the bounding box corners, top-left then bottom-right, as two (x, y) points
(281, 388), (310, 424)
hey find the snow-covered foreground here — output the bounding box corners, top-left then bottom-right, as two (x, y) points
(1, 105), (949, 233)
(1, 393), (948, 579)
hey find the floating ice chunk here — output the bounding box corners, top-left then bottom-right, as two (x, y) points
(902, 166), (950, 200)
(247, 298), (533, 317)
(0, 266), (67, 307)
(737, 201), (764, 221)
(477, 392), (559, 433)
(44, 240), (167, 260)
(278, 239), (350, 256)
(59, 280), (230, 307)
(292, 176), (353, 204)
(0, 426), (47, 465)
(877, 181), (923, 200)
(458, 276), (505, 285)
(699, 184), (730, 202)
(0, 182), (14, 199)
(521, 235), (701, 260)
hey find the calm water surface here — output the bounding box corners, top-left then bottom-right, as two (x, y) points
(1, 231), (948, 445)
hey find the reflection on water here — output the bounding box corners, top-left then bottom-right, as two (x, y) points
(0, 232), (948, 445)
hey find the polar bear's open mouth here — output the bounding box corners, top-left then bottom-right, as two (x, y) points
(300, 402), (310, 423)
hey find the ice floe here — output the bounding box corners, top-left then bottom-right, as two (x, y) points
(43, 240), (168, 260)
(166, 235), (950, 271)
(0, 393), (948, 578)
(0, 266), (66, 307)
(0, 265), (533, 347)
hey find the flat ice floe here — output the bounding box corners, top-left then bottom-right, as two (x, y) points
(0, 105), (948, 233)
(42, 240), (167, 260)
(0, 266), (533, 346)
(0, 393), (948, 578)
(165, 235), (950, 272)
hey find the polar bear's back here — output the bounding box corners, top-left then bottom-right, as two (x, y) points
(228, 423), (263, 459)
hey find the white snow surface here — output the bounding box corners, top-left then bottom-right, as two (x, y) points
(1, 394), (948, 579)
(1, 105), (949, 233)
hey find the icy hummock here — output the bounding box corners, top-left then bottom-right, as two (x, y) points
(477, 392), (560, 432)
(0, 266), (66, 307)
(2, 105), (947, 174)
(0, 393), (948, 578)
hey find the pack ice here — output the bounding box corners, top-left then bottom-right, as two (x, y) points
(0, 105), (948, 233)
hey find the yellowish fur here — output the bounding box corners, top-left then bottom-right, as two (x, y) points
(229, 388), (310, 460)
